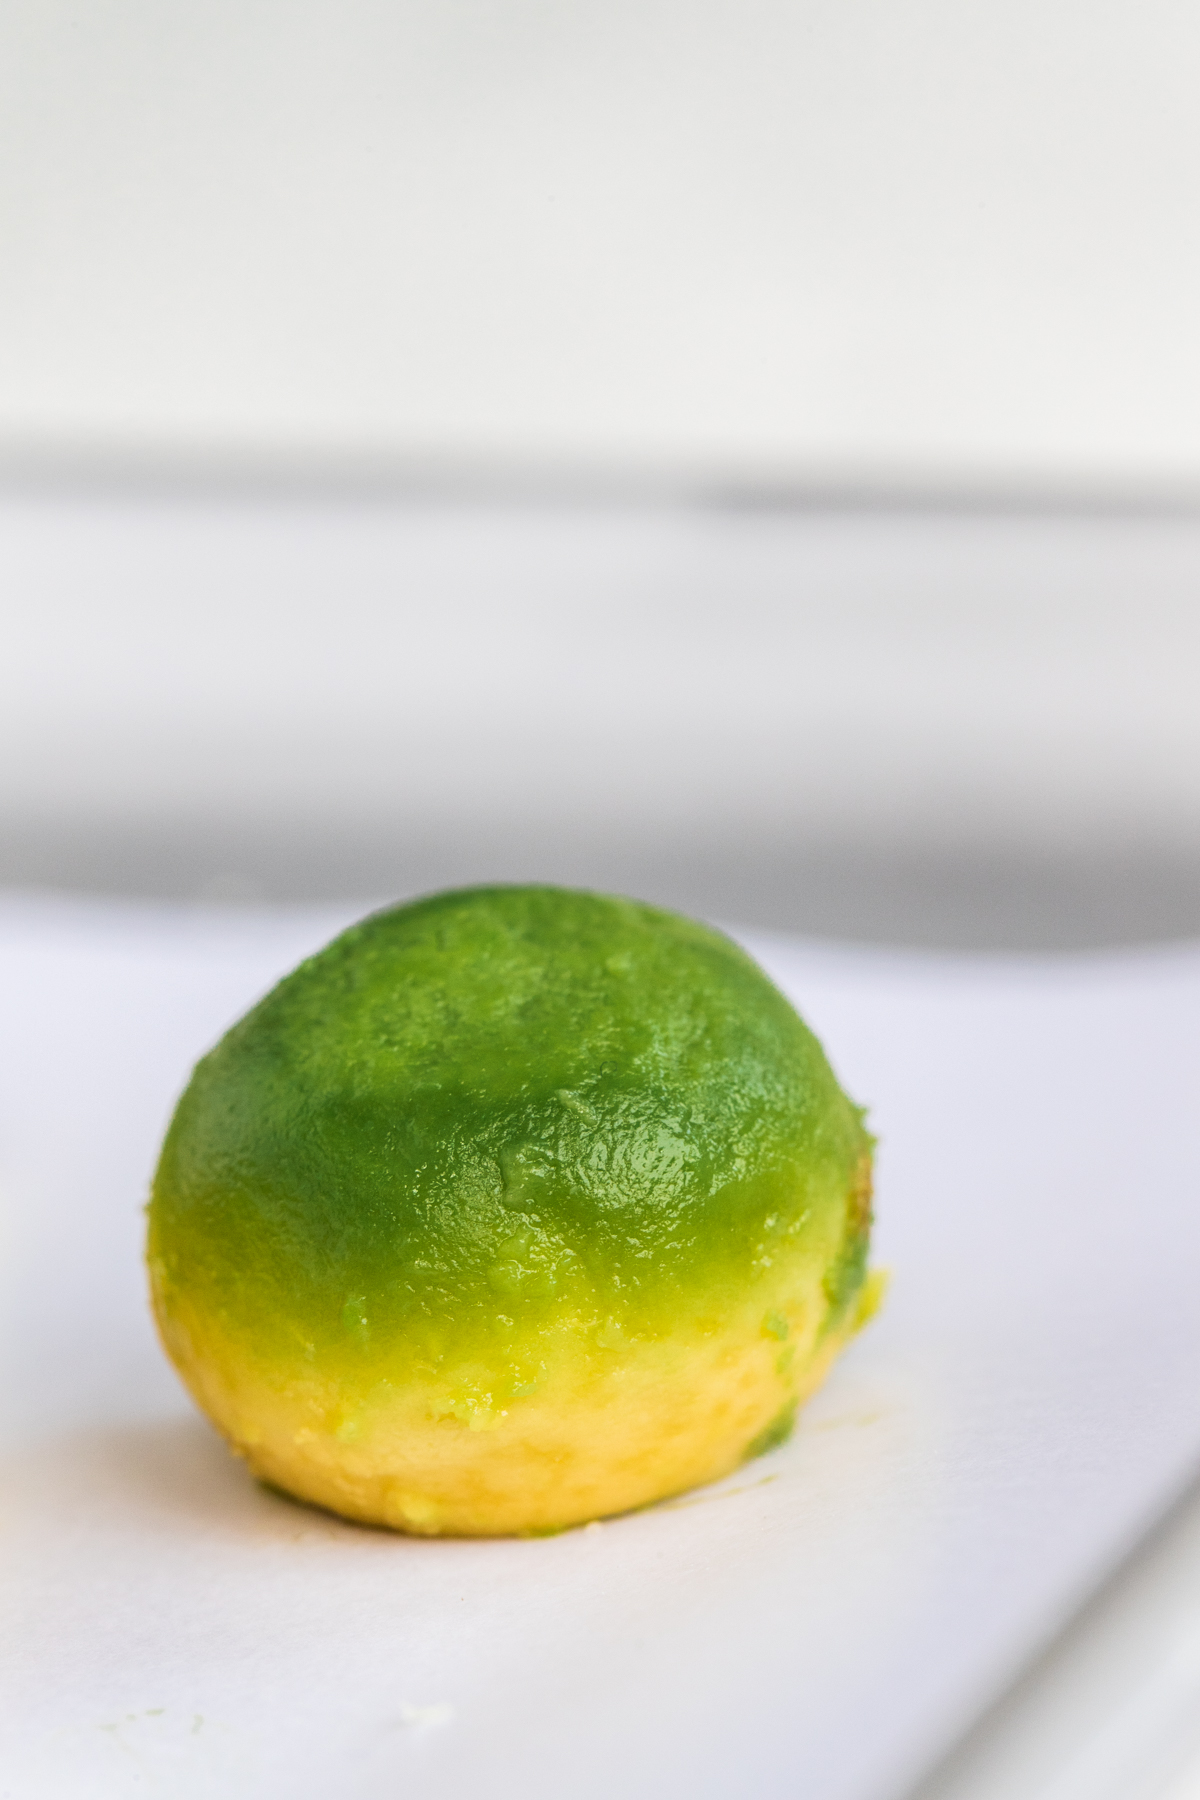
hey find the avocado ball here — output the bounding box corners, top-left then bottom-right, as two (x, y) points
(147, 886), (879, 1536)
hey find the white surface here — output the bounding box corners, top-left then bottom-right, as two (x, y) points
(4, 897), (1200, 1799)
(5, 495), (1200, 859)
(1162, 1736), (1200, 1800)
(918, 1481), (1200, 1800)
(2, 1), (1199, 487)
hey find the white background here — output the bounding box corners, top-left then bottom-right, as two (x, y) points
(2, 0), (1199, 490)
(4, 1), (1200, 928)
(5, 496), (1200, 856)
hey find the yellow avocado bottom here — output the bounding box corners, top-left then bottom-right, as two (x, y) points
(158, 1272), (883, 1537)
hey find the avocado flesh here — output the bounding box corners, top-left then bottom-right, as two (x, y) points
(148, 886), (876, 1536)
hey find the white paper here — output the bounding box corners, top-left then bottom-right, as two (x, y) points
(4, 895), (1200, 1800)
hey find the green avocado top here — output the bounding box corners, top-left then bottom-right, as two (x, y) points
(150, 886), (870, 1373)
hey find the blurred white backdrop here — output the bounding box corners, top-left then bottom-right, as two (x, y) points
(8, 494), (1200, 848)
(2, 0), (1199, 490)
(4, 490), (1200, 942)
(2, 1), (1199, 941)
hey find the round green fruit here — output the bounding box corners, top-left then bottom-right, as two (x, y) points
(148, 886), (879, 1536)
